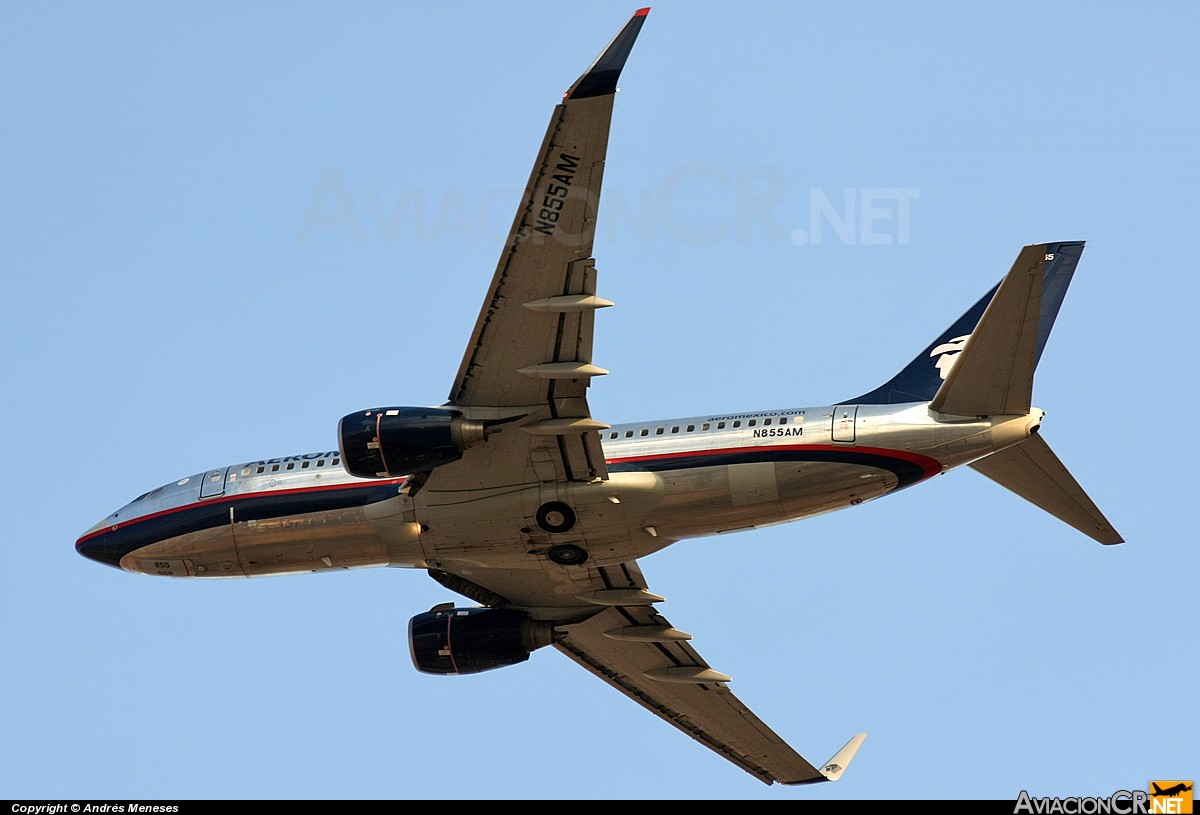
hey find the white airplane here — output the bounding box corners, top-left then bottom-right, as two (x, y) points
(76, 8), (1122, 787)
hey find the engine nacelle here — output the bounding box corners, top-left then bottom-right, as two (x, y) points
(408, 607), (555, 676)
(338, 406), (486, 478)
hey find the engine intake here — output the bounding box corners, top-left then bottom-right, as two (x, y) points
(409, 607), (554, 676)
(338, 406), (486, 478)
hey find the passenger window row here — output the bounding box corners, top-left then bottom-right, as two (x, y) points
(606, 416), (797, 440)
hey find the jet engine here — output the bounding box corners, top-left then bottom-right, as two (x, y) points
(408, 607), (555, 675)
(338, 406), (486, 478)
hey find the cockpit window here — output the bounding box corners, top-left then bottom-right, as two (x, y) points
(133, 486), (165, 502)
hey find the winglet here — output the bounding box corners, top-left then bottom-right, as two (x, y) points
(564, 8), (650, 100)
(818, 732), (868, 782)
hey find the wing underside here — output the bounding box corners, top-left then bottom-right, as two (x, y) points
(432, 556), (839, 786)
(433, 14), (656, 488)
(553, 572), (832, 786)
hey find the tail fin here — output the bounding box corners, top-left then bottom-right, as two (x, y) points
(849, 242), (1085, 406)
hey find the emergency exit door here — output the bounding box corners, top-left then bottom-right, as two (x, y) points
(831, 405), (858, 442)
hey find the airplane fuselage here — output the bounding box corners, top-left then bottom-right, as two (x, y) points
(77, 401), (1043, 591)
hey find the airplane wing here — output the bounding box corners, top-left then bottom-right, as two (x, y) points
(413, 9), (866, 785)
(428, 556), (864, 786)
(431, 11), (656, 488)
(552, 570), (847, 787)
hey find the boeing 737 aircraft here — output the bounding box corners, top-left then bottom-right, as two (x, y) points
(76, 8), (1122, 787)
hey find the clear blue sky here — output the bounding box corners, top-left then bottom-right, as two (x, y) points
(3, 0), (1196, 801)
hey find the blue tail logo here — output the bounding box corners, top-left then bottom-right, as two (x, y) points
(930, 335), (970, 380)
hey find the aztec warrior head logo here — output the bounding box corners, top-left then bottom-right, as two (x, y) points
(930, 335), (970, 379)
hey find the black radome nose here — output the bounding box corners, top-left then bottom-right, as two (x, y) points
(76, 523), (138, 570)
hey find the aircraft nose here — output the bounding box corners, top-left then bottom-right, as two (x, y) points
(76, 519), (138, 570)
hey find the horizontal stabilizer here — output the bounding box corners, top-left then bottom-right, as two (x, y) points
(970, 434), (1123, 544)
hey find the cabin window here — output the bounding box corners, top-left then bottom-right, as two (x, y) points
(671, 426), (679, 434)
(625, 430), (634, 438)
(286, 462), (295, 470)
(748, 419), (757, 427)
(686, 424), (695, 432)
(640, 429), (648, 437)
(732, 421), (740, 428)
(717, 422), (725, 429)
(764, 418), (772, 426)
(655, 427), (664, 435)
(332, 458), (340, 466)
(780, 416), (789, 424)
(702, 423), (710, 431)
(256, 466), (265, 474)
(302, 461), (310, 468)
(609, 432), (618, 439)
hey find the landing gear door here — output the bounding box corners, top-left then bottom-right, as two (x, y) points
(831, 405), (858, 443)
